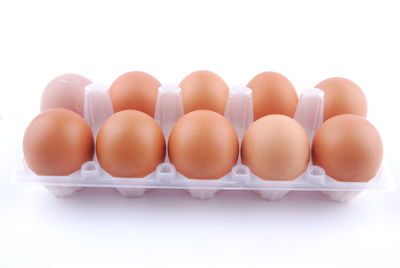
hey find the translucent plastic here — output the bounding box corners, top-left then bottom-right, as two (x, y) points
(14, 84), (395, 202)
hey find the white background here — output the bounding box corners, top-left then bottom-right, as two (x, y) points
(1, 0), (399, 267)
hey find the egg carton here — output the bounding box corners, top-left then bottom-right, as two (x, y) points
(14, 84), (395, 202)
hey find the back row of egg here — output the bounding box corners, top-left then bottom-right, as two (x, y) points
(23, 71), (383, 183)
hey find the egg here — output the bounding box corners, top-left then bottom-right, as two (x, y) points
(168, 110), (239, 180)
(247, 72), (298, 120)
(109, 71), (161, 117)
(23, 108), (94, 175)
(315, 77), (367, 121)
(40, 74), (92, 116)
(96, 110), (166, 178)
(241, 114), (310, 181)
(312, 114), (382, 182)
(179, 70), (229, 115)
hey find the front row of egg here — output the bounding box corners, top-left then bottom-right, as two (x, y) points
(24, 71), (382, 184)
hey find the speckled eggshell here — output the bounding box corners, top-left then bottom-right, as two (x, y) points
(247, 72), (298, 120)
(315, 77), (367, 121)
(40, 74), (92, 117)
(180, 70), (229, 115)
(109, 71), (160, 117)
(168, 110), (239, 180)
(241, 114), (310, 181)
(96, 110), (166, 178)
(23, 108), (94, 175)
(312, 114), (382, 182)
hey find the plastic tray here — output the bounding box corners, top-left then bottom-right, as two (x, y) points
(14, 84), (395, 202)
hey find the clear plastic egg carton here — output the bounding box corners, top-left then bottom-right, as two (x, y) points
(14, 83), (395, 202)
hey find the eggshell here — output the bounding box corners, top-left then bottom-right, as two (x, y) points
(23, 108), (94, 175)
(247, 72), (298, 120)
(312, 114), (382, 182)
(40, 74), (92, 116)
(180, 70), (229, 115)
(109, 71), (161, 117)
(168, 110), (239, 180)
(315, 77), (367, 121)
(241, 114), (310, 181)
(96, 110), (166, 178)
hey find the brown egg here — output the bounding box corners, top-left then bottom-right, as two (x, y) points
(241, 114), (310, 181)
(247, 72), (298, 120)
(109, 71), (161, 117)
(168, 110), (239, 180)
(315, 77), (367, 121)
(96, 110), (166, 178)
(40, 74), (92, 116)
(312, 114), (382, 182)
(23, 108), (94, 175)
(180, 70), (229, 115)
